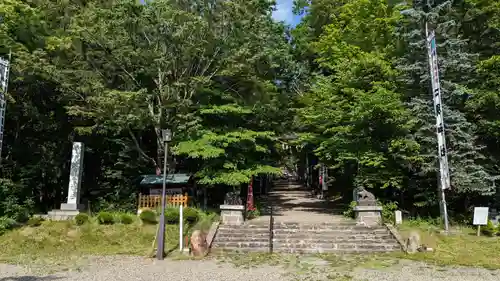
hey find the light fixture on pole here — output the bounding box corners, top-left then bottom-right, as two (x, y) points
(156, 128), (172, 260)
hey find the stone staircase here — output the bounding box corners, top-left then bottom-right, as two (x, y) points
(211, 221), (401, 254)
(212, 179), (402, 254)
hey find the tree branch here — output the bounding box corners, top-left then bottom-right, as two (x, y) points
(127, 127), (158, 168)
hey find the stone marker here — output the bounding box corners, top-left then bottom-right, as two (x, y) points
(395, 210), (402, 225)
(61, 142), (85, 211)
(406, 231), (421, 254)
(44, 142), (85, 220)
(190, 230), (208, 257)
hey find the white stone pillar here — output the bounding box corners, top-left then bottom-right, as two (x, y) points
(61, 142), (84, 211)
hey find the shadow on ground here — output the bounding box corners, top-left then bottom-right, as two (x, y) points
(255, 181), (349, 218)
(0, 276), (62, 281)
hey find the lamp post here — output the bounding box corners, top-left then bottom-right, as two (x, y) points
(156, 128), (172, 260)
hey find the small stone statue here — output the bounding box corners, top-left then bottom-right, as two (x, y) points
(190, 230), (208, 257)
(224, 191), (242, 205)
(406, 231), (421, 254)
(356, 187), (377, 206)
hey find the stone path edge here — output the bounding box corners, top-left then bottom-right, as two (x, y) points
(385, 223), (407, 252)
(206, 221), (220, 255)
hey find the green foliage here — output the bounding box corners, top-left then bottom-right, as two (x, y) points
(343, 201), (358, 219)
(246, 209), (261, 220)
(118, 213), (134, 225)
(74, 213), (90, 226)
(481, 220), (497, 237)
(379, 201), (398, 224)
(0, 179), (33, 223)
(182, 207), (199, 224)
(26, 217), (44, 227)
(164, 208), (180, 225)
(0, 217), (17, 235)
(3, 0), (500, 223)
(139, 210), (157, 225)
(96, 212), (115, 225)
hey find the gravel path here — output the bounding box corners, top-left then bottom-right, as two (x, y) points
(351, 260), (500, 281)
(1, 256), (500, 281)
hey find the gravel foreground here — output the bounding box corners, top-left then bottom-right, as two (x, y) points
(1, 256), (500, 281)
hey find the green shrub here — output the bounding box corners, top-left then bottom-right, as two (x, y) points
(27, 216), (44, 227)
(343, 201), (357, 219)
(97, 212), (115, 225)
(0, 217), (16, 234)
(380, 201), (398, 223)
(164, 207), (180, 224)
(246, 208), (260, 220)
(139, 209), (157, 224)
(183, 207), (199, 224)
(119, 213), (134, 224)
(74, 213), (90, 226)
(481, 220), (497, 237)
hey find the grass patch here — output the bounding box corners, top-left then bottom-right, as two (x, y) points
(0, 219), (180, 272)
(391, 220), (500, 269)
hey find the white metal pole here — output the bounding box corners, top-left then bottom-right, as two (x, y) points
(179, 204), (183, 251)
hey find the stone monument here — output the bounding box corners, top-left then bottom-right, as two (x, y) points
(190, 230), (208, 257)
(395, 210), (403, 225)
(220, 191), (245, 225)
(46, 142), (85, 220)
(353, 187), (383, 227)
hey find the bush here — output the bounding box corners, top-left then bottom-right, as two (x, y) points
(27, 216), (44, 227)
(481, 220), (497, 237)
(75, 213), (90, 226)
(164, 207), (180, 224)
(139, 209), (157, 224)
(97, 212), (115, 225)
(119, 213), (134, 225)
(246, 208), (260, 220)
(0, 217), (16, 234)
(183, 207), (199, 224)
(380, 201), (398, 223)
(343, 201), (357, 219)
(0, 179), (34, 223)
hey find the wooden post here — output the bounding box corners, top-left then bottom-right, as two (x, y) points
(477, 225), (481, 236)
(138, 193), (142, 212)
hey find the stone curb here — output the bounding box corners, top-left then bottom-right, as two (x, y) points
(206, 221), (220, 256)
(385, 223), (407, 252)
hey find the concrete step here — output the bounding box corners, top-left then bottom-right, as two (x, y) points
(218, 228), (391, 235)
(273, 245), (401, 254)
(219, 222), (370, 230)
(211, 247), (269, 253)
(216, 233), (395, 241)
(214, 239), (399, 248)
(212, 243), (400, 253)
(215, 238), (398, 246)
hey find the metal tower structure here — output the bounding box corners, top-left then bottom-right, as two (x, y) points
(425, 24), (450, 232)
(0, 53), (11, 163)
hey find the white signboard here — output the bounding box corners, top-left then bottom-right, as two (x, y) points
(473, 207), (489, 225)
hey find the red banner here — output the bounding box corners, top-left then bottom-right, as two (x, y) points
(246, 176), (255, 211)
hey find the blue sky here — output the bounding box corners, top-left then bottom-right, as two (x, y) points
(272, 0), (303, 27)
